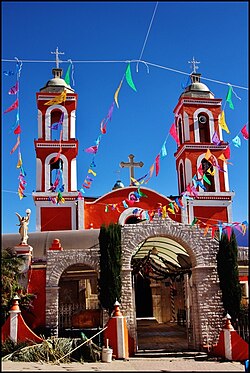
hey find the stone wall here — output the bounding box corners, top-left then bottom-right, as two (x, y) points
(45, 215), (224, 350)
(119, 215), (224, 350)
(46, 247), (100, 335)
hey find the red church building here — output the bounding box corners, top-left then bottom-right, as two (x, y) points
(2, 56), (248, 353)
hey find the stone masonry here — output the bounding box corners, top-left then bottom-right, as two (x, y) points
(45, 214), (224, 351)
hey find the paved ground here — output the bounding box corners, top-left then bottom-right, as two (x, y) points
(2, 319), (247, 371)
(1, 357), (246, 371)
(137, 318), (188, 351)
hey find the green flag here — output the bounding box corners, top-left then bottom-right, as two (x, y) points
(203, 174), (211, 185)
(64, 64), (71, 85)
(191, 217), (198, 227)
(226, 85), (234, 110)
(125, 63), (137, 92)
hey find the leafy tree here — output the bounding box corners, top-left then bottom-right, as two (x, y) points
(98, 223), (122, 315)
(1, 248), (35, 325)
(216, 230), (242, 322)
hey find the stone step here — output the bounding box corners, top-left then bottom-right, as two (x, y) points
(134, 350), (209, 360)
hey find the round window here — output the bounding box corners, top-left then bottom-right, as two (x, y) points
(199, 115), (207, 124)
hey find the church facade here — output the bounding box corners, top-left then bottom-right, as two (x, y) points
(2, 57), (248, 354)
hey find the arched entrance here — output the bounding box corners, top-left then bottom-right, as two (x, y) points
(131, 235), (192, 351)
(119, 215), (224, 354)
(45, 235), (101, 338)
(58, 263), (100, 336)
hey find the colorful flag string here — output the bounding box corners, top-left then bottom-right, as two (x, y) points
(80, 62), (138, 193)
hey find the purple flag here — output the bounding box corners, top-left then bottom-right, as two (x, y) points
(8, 81), (19, 95)
(212, 131), (221, 145)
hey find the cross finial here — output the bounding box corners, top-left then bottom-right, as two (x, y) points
(188, 56), (200, 73)
(120, 154), (144, 186)
(51, 47), (65, 68)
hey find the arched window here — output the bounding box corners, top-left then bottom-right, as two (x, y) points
(50, 110), (63, 140)
(49, 158), (64, 190)
(201, 158), (215, 192)
(178, 118), (183, 145)
(198, 113), (210, 142)
(179, 163), (185, 194)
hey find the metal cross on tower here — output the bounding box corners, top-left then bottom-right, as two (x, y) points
(120, 154), (144, 185)
(51, 47), (65, 68)
(188, 56), (200, 73)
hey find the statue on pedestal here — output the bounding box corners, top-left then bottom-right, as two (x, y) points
(15, 209), (31, 245)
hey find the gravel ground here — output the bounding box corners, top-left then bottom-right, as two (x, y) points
(1, 357), (246, 371)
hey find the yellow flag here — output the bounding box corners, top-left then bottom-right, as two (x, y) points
(168, 207), (175, 214)
(88, 168), (97, 176)
(130, 177), (139, 185)
(16, 154), (22, 168)
(18, 189), (24, 200)
(219, 111), (230, 133)
(241, 224), (247, 235)
(207, 167), (215, 176)
(162, 205), (167, 218)
(218, 153), (233, 165)
(44, 90), (67, 106)
(114, 79), (123, 108)
(218, 153), (226, 162)
(205, 148), (212, 160)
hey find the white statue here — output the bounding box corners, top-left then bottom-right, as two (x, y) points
(16, 209), (31, 245)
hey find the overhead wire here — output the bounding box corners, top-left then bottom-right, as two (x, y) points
(136, 1), (159, 72)
(2, 58), (248, 90)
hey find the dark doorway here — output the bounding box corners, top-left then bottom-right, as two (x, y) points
(134, 274), (153, 317)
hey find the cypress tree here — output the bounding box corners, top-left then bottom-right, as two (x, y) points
(216, 230), (242, 322)
(98, 223), (122, 315)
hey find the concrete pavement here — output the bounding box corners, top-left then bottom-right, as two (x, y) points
(2, 357), (246, 371)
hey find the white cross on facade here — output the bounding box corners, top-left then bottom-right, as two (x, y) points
(51, 47), (65, 68)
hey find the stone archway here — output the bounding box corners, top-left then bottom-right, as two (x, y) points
(45, 247), (100, 336)
(119, 215), (225, 353)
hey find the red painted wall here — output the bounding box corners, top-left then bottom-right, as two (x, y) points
(21, 267), (46, 332)
(193, 205), (228, 226)
(84, 187), (176, 229)
(41, 207), (72, 231)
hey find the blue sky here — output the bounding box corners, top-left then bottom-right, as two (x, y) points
(1, 1), (249, 237)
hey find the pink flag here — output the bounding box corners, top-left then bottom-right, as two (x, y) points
(4, 99), (19, 114)
(241, 124), (249, 140)
(169, 123), (180, 146)
(155, 154), (160, 176)
(84, 145), (98, 154)
(10, 135), (20, 154)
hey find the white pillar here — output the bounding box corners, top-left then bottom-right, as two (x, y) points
(9, 295), (21, 343)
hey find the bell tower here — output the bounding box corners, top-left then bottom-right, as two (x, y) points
(173, 59), (234, 226)
(32, 49), (84, 231)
